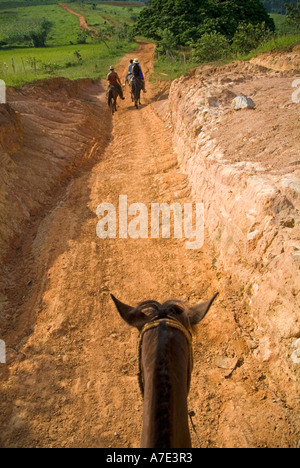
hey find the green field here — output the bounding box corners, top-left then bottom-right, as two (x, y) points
(64, 2), (142, 29)
(0, 4), (81, 46)
(0, 42), (138, 86)
(270, 12), (300, 34)
(0, 1), (141, 86)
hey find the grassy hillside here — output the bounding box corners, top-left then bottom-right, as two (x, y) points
(0, 4), (81, 47)
(0, 1), (141, 86)
(65, 2), (142, 28)
(0, 42), (138, 86)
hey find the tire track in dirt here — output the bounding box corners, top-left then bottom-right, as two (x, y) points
(0, 43), (296, 448)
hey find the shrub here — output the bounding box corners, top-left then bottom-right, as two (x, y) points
(285, 2), (300, 30)
(77, 31), (91, 45)
(191, 32), (230, 63)
(156, 28), (178, 59)
(231, 22), (272, 55)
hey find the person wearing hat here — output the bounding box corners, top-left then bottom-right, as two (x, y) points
(132, 58), (146, 93)
(107, 65), (125, 100)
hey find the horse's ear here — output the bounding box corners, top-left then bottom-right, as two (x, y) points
(111, 294), (147, 331)
(188, 293), (219, 325)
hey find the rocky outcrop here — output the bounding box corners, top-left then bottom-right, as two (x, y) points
(166, 60), (299, 398)
(250, 45), (300, 72)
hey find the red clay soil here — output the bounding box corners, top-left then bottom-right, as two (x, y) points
(0, 43), (299, 448)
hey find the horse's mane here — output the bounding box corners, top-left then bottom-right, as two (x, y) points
(136, 299), (191, 447)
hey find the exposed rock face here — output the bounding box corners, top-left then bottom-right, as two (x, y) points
(250, 45), (300, 72)
(166, 60), (300, 403)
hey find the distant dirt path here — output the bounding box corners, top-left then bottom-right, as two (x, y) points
(0, 43), (296, 448)
(59, 3), (97, 34)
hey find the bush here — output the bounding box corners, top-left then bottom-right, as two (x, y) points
(231, 22), (272, 55)
(191, 32), (230, 63)
(285, 2), (300, 30)
(156, 28), (178, 59)
(116, 23), (134, 42)
(77, 30), (91, 45)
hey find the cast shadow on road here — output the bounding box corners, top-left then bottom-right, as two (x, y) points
(0, 80), (111, 448)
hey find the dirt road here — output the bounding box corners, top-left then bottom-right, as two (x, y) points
(59, 3), (97, 34)
(0, 43), (298, 448)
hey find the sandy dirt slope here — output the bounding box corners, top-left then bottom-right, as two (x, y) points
(0, 43), (299, 448)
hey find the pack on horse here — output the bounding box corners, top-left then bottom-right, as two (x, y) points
(111, 292), (219, 448)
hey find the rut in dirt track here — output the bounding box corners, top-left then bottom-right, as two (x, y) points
(0, 43), (296, 448)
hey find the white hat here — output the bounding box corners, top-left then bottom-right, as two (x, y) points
(133, 58), (139, 64)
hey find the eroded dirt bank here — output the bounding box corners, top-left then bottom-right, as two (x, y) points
(0, 43), (299, 448)
(0, 78), (111, 270)
(162, 55), (300, 438)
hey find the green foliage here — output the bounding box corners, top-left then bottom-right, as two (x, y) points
(191, 32), (230, 62)
(77, 30), (91, 45)
(156, 29), (178, 58)
(0, 41), (139, 87)
(135, 0), (275, 46)
(0, 5), (82, 48)
(231, 22), (273, 54)
(0, 1), (141, 86)
(285, 2), (300, 29)
(116, 23), (135, 41)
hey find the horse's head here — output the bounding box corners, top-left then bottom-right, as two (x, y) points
(111, 292), (219, 448)
(111, 293), (219, 332)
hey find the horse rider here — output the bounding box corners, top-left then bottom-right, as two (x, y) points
(132, 58), (147, 93)
(124, 59), (134, 87)
(107, 65), (125, 100)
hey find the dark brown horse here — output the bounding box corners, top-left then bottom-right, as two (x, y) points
(107, 85), (118, 115)
(111, 293), (219, 448)
(130, 77), (142, 109)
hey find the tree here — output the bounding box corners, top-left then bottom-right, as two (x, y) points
(135, 0), (275, 46)
(285, 2), (300, 29)
(156, 28), (178, 59)
(30, 19), (51, 47)
(231, 22), (272, 54)
(192, 32), (230, 62)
